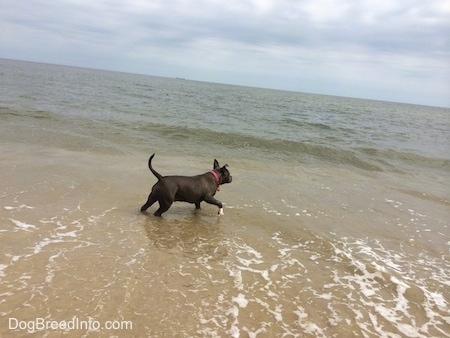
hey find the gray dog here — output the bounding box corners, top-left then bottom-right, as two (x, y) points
(140, 154), (232, 216)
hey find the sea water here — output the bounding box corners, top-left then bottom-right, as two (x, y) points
(1, 58), (449, 337)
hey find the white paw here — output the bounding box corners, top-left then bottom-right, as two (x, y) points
(218, 208), (224, 216)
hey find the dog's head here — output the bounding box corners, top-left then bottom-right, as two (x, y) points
(214, 159), (232, 184)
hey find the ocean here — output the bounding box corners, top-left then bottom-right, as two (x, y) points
(0, 58), (449, 337)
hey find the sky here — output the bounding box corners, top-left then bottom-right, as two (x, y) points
(1, 0), (449, 107)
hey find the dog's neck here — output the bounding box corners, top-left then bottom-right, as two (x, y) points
(209, 170), (220, 191)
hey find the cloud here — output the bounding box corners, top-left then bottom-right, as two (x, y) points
(1, 0), (449, 106)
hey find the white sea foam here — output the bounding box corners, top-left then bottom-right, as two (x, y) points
(32, 238), (65, 254)
(55, 230), (78, 237)
(390, 276), (409, 289)
(0, 264), (7, 278)
(9, 218), (36, 231)
(233, 293), (248, 308)
(2, 200), (448, 338)
(4, 204), (34, 210)
(229, 268), (243, 290)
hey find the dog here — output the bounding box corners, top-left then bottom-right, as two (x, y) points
(140, 154), (232, 216)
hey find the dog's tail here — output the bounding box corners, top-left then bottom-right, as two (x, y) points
(148, 153), (163, 181)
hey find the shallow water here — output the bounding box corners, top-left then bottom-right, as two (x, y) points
(1, 59), (449, 337)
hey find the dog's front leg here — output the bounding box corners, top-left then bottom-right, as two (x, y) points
(204, 197), (224, 215)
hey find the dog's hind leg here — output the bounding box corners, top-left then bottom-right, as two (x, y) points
(154, 199), (173, 217)
(141, 194), (158, 212)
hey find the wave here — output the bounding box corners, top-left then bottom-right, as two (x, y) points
(357, 147), (450, 171)
(135, 123), (385, 171)
(281, 117), (333, 131)
(135, 122), (449, 173)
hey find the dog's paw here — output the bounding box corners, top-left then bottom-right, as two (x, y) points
(218, 208), (224, 216)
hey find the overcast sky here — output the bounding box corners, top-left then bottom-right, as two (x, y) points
(1, 0), (449, 107)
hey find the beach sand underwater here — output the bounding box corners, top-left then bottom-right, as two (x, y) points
(1, 59), (449, 337)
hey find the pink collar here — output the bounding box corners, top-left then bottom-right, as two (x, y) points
(209, 170), (220, 191)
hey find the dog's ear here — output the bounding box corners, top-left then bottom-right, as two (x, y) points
(213, 159), (220, 169)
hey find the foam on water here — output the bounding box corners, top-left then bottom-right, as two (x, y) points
(145, 221), (448, 337)
(9, 219), (37, 231)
